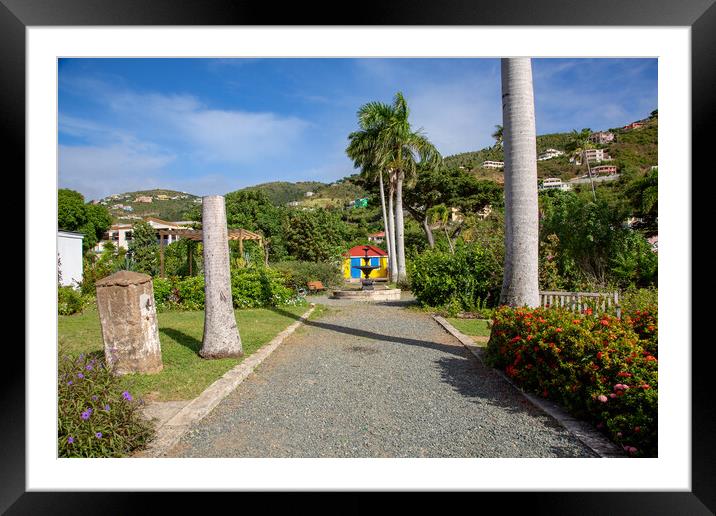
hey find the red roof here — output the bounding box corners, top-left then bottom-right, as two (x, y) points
(345, 245), (388, 257)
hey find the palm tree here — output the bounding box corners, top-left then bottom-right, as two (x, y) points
(491, 124), (504, 149)
(566, 128), (597, 201)
(499, 58), (539, 308)
(347, 93), (440, 282)
(347, 107), (396, 281)
(200, 195), (243, 359)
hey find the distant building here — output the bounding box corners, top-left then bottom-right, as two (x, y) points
(482, 160), (504, 169)
(156, 194), (170, 200)
(304, 191), (315, 197)
(623, 121), (645, 131)
(287, 201), (302, 207)
(537, 148), (564, 161)
(367, 231), (385, 244)
(96, 217), (190, 251)
(583, 148), (612, 163)
(57, 231), (84, 288)
(450, 207), (464, 223)
(538, 178), (571, 192)
(134, 195), (153, 203)
(591, 165), (618, 176)
(588, 131), (615, 144)
(647, 235), (658, 252)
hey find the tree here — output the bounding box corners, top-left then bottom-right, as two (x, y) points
(223, 190), (289, 261)
(200, 195), (242, 359)
(491, 124), (504, 149)
(347, 101), (399, 280)
(127, 221), (159, 275)
(283, 209), (348, 262)
(351, 92), (440, 282)
(625, 168), (658, 237)
(566, 128), (597, 201)
(499, 58), (540, 307)
(57, 189), (112, 252)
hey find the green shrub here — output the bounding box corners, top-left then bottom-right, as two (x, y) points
(58, 353), (154, 457)
(58, 286), (84, 315)
(231, 267), (295, 308)
(408, 244), (501, 311)
(271, 260), (343, 290)
(486, 306), (658, 457)
(150, 266), (298, 311)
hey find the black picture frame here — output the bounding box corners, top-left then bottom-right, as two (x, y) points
(6, 0), (711, 512)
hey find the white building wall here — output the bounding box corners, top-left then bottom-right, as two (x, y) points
(57, 231), (84, 287)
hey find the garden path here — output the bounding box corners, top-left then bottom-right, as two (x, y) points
(166, 294), (597, 458)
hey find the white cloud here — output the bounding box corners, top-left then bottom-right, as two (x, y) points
(59, 142), (175, 200)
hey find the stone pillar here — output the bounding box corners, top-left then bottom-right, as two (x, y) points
(95, 271), (163, 375)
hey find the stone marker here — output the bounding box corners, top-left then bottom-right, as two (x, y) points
(200, 195), (243, 359)
(95, 270), (163, 374)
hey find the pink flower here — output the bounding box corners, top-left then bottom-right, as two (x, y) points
(609, 393), (617, 399)
(597, 395), (608, 403)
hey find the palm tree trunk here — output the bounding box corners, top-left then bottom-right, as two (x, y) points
(200, 195), (243, 358)
(499, 58), (540, 308)
(378, 169), (391, 256)
(387, 179), (398, 281)
(444, 227), (454, 254)
(585, 150), (597, 200)
(395, 173), (407, 282)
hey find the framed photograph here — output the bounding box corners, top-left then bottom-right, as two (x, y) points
(7, 0), (711, 511)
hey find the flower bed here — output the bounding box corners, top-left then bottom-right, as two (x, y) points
(485, 306), (658, 457)
(58, 353), (154, 457)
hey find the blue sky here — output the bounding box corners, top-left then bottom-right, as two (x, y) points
(58, 58), (657, 201)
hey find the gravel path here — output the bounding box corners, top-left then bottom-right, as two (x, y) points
(168, 295), (597, 458)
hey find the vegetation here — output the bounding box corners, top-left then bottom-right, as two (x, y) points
(486, 305), (658, 456)
(127, 221), (160, 276)
(58, 189), (113, 252)
(58, 304), (316, 401)
(58, 352), (154, 457)
(96, 189), (199, 223)
(408, 244), (502, 313)
(58, 286), (85, 315)
(445, 318), (492, 340)
(271, 261), (344, 290)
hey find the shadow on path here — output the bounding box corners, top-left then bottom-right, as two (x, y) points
(269, 306), (467, 359)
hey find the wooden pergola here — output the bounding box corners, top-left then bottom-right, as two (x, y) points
(157, 228), (264, 277)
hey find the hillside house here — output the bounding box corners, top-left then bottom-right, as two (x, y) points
(623, 121), (645, 130)
(588, 131), (615, 144)
(583, 149), (612, 163)
(538, 178), (571, 192)
(482, 160), (504, 169)
(134, 195), (153, 203)
(57, 231), (84, 287)
(537, 148), (564, 161)
(591, 165), (618, 176)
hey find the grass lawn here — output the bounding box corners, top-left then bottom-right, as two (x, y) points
(58, 304), (324, 402)
(446, 318), (492, 344)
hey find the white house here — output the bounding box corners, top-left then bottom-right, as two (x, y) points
(95, 217), (191, 251)
(537, 148), (564, 161)
(57, 230), (84, 288)
(538, 178), (571, 192)
(482, 160), (504, 169)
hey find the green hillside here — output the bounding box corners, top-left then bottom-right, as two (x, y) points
(239, 181), (326, 205)
(98, 189), (200, 223)
(443, 116), (658, 183)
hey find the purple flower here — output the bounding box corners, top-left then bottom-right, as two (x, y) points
(95, 432), (103, 438)
(104, 404), (110, 411)
(91, 395), (98, 401)
(67, 436), (74, 444)
(77, 373), (84, 379)
(122, 391), (133, 401)
(80, 408), (93, 421)
(86, 364), (93, 371)
(67, 380), (73, 386)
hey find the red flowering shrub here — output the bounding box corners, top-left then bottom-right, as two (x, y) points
(486, 306), (658, 457)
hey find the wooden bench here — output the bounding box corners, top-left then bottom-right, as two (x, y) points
(307, 281), (326, 292)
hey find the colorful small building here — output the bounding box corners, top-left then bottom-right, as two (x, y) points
(342, 245), (389, 281)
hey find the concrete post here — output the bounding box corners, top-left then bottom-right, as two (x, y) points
(95, 270), (163, 375)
